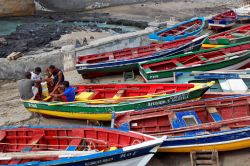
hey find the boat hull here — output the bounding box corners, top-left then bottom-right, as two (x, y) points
(158, 127), (250, 152)
(23, 84), (211, 121)
(142, 57), (250, 83)
(0, 126), (162, 166)
(76, 36), (206, 78)
(139, 42), (250, 83)
(53, 144), (160, 166)
(237, 15), (250, 21)
(148, 17), (205, 41)
(204, 24), (250, 45)
(208, 22), (235, 31)
(207, 10), (237, 31)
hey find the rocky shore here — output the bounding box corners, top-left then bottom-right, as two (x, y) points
(0, 13), (147, 58)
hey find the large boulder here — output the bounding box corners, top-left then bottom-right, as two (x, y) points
(0, 0), (35, 17)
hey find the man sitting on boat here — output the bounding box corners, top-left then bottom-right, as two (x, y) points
(17, 72), (43, 100)
(46, 65), (65, 92)
(50, 81), (75, 102)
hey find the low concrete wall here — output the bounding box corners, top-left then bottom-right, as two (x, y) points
(36, 0), (147, 11)
(0, 0), (35, 17)
(75, 27), (156, 57)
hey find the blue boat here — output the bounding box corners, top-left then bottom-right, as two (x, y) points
(174, 70), (250, 93)
(0, 126), (163, 166)
(114, 94), (250, 152)
(208, 10), (237, 31)
(76, 34), (207, 78)
(148, 16), (205, 41)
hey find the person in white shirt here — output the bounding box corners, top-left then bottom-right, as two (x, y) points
(31, 67), (42, 81)
(30, 67), (43, 100)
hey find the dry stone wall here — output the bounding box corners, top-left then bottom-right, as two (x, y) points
(0, 0), (35, 17)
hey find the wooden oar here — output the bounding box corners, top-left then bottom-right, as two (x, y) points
(0, 150), (98, 160)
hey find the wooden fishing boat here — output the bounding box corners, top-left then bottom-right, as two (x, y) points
(0, 126), (163, 165)
(234, 4), (250, 21)
(208, 10), (237, 31)
(174, 70), (250, 93)
(114, 94), (250, 152)
(23, 82), (213, 121)
(76, 35), (207, 78)
(139, 41), (250, 83)
(148, 16), (205, 41)
(204, 24), (250, 45)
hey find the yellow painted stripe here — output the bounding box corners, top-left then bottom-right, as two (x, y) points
(158, 139), (250, 153)
(202, 44), (225, 48)
(28, 108), (112, 121)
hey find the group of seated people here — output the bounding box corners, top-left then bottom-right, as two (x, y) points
(17, 65), (75, 102)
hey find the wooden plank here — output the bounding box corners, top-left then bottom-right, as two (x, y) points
(113, 90), (125, 99)
(22, 131), (44, 152)
(0, 131), (6, 142)
(207, 107), (217, 114)
(66, 139), (82, 151)
(0, 150), (97, 160)
(66, 129), (85, 151)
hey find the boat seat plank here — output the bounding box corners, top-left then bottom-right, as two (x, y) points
(22, 134), (44, 152)
(66, 139), (82, 151)
(66, 129), (85, 151)
(0, 131), (6, 142)
(207, 107), (223, 122)
(75, 92), (96, 101)
(113, 90), (125, 99)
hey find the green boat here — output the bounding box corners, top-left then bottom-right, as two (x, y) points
(139, 41), (250, 83)
(23, 82), (213, 121)
(204, 24), (250, 45)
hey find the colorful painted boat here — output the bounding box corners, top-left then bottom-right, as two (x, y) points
(234, 4), (250, 21)
(174, 70), (250, 93)
(148, 16), (205, 41)
(208, 10), (237, 31)
(139, 41), (250, 83)
(114, 94), (250, 152)
(76, 35), (207, 78)
(23, 82), (213, 121)
(204, 24), (250, 45)
(0, 126), (163, 165)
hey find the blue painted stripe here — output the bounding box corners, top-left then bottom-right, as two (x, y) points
(14, 144), (157, 166)
(161, 127), (250, 147)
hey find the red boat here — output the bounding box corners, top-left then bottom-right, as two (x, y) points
(0, 126), (162, 165)
(75, 35), (206, 78)
(115, 94), (250, 152)
(77, 36), (197, 65)
(208, 10), (237, 31)
(204, 24), (250, 45)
